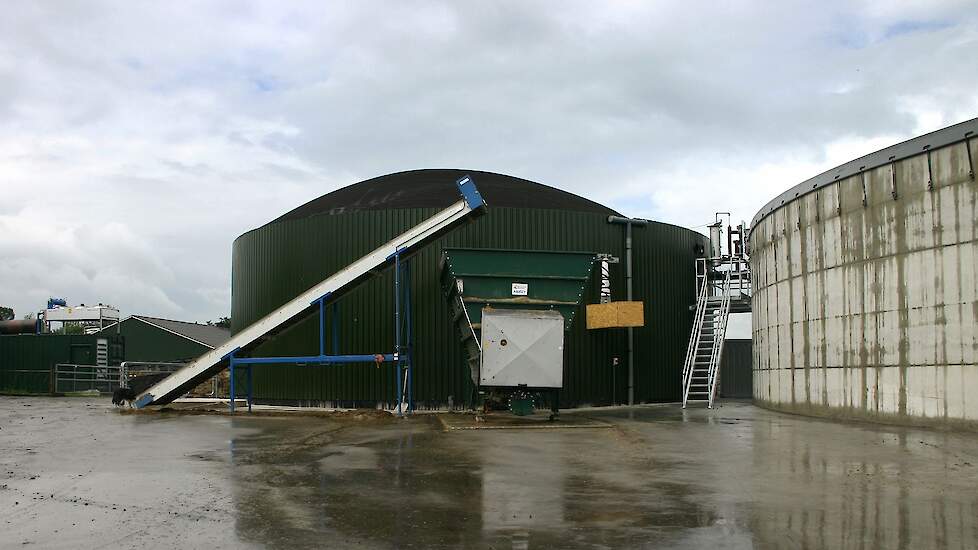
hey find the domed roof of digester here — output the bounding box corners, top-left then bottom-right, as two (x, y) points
(272, 169), (620, 223)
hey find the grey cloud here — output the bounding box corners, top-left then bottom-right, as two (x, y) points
(0, 1), (976, 322)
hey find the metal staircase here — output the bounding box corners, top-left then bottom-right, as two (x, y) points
(682, 214), (751, 409)
(682, 269), (731, 408)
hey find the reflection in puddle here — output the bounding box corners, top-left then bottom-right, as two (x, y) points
(480, 438), (566, 538)
(749, 417), (977, 549)
(220, 407), (978, 549)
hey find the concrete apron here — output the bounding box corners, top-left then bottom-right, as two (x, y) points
(2, 397), (976, 549)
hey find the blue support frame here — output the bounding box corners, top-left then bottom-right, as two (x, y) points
(331, 303), (339, 355)
(394, 253), (400, 413)
(227, 254), (414, 416)
(247, 365), (253, 413)
(404, 261), (413, 412)
(229, 358), (234, 411)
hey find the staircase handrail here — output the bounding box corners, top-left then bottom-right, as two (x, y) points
(682, 264), (710, 407)
(707, 268), (732, 407)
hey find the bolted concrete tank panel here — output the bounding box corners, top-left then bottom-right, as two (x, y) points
(750, 119), (978, 428)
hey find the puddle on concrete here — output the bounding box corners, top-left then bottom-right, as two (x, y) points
(1, 397), (976, 549)
(225, 416), (720, 548)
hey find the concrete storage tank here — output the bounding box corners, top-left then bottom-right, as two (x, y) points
(231, 169), (708, 409)
(750, 119), (978, 428)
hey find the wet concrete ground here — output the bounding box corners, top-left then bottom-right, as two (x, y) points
(1, 397), (976, 549)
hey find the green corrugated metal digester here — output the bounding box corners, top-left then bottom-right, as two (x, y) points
(0, 334), (125, 394)
(231, 170), (707, 409)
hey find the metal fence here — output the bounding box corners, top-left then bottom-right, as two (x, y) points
(52, 362), (188, 395)
(52, 364), (122, 394)
(119, 362), (185, 388)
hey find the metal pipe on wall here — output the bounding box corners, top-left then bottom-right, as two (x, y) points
(607, 215), (648, 405)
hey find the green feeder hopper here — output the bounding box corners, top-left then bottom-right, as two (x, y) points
(440, 248), (596, 417)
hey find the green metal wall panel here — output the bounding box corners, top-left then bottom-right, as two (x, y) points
(231, 206), (707, 408)
(102, 319), (210, 362)
(720, 339), (753, 398)
(0, 334), (125, 394)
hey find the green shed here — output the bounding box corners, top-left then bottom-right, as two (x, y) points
(97, 316), (230, 363)
(0, 334), (125, 394)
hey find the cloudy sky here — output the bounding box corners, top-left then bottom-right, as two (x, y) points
(1, 1), (976, 323)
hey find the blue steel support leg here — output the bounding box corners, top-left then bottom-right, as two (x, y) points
(229, 356), (236, 414)
(332, 303), (339, 355)
(405, 260), (413, 413)
(247, 366), (253, 413)
(394, 252), (402, 417)
(318, 298), (325, 357)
